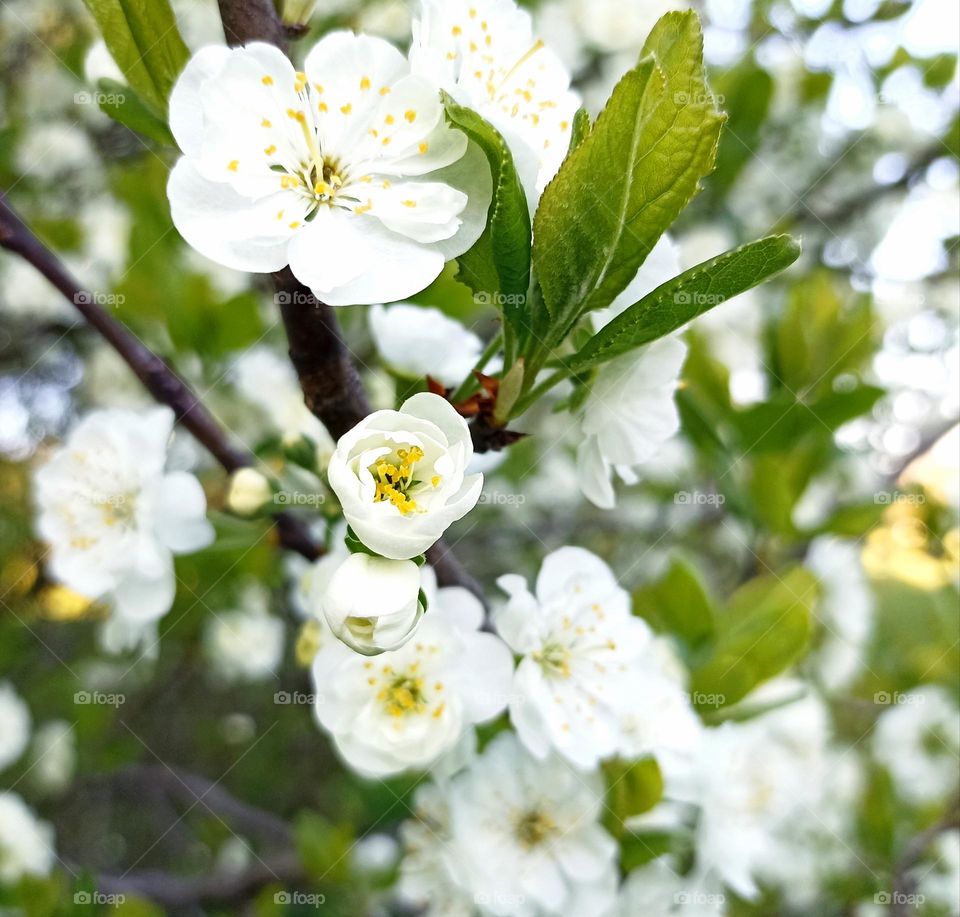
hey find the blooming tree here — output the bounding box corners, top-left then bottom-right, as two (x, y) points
(0, 0), (957, 915)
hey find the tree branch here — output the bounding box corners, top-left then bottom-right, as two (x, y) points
(0, 192), (320, 562)
(217, 0), (289, 51)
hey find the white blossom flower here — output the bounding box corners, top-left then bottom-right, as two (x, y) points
(33, 407), (214, 624)
(444, 732), (619, 917)
(495, 546), (654, 769)
(691, 694), (846, 900)
(312, 568), (512, 774)
(205, 588), (286, 682)
(0, 682), (30, 772)
(320, 552), (426, 654)
(167, 32), (491, 305)
(225, 467), (274, 517)
(29, 721), (76, 795)
(327, 392), (483, 559)
(615, 859), (727, 916)
(576, 236), (686, 509)
(806, 537), (874, 690)
(369, 302), (483, 387)
(0, 792), (55, 883)
(872, 684), (960, 806)
(410, 0), (580, 205)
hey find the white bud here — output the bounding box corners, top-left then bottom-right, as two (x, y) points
(226, 468), (273, 517)
(321, 553), (424, 655)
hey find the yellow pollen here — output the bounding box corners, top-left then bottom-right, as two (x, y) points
(379, 86), (391, 95)
(402, 200), (417, 208)
(261, 75), (273, 85)
(452, 25), (462, 36)
(431, 475), (440, 487)
(289, 221), (301, 229)
(276, 210), (284, 220)
(264, 144), (277, 155)
(261, 118), (272, 127)
(404, 110), (417, 122)
(227, 159), (239, 171)
(360, 75), (371, 90)
(313, 82), (324, 93)
(433, 703), (446, 719)
(418, 142), (429, 154)
(382, 179), (391, 189)
(382, 137), (391, 145)
(318, 101), (328, 112)
(340, 103), (352, 115)
(385, 114), (395, 125)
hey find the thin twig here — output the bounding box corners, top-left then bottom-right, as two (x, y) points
(0, 192), (320, 561)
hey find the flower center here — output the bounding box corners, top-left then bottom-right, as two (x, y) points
(378, 674), (427, 717)
(532, 642), (572, 679)
(370, 446), (441, 516)
(513, 808), (557, 849)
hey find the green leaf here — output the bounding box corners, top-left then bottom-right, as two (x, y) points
(83, 0), (189, 115)
(566, 234), (801, 373)
(532, 12), (724, 349)
(690, 568), (817, 709)
(95, 78), (175, 145)
(633, 557), (715, 648)
(567, 106), (591, 153)
(293, 811), (354, 881)
(493, 359), (525, 425)
(443, 95), (531, 355)
(602, 757), (664, 837)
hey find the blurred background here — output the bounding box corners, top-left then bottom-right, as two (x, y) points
(0, 0), (957, 914)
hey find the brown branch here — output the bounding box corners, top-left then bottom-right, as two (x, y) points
(217, 0), (289, 51)
(891, 795), (960, 917)
(0, 192), (320, 562)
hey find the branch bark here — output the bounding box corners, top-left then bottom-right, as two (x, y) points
(0, 192), (320, 561)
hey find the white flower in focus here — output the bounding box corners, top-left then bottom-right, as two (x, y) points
(369, 302), (482, 387)
(327, 393), (483, 559)
(312, 570), (512, 774)
(33, 407), (214, 624)
(575, 236), (686, 509)
(444, 732), (619, 917)
(206, 595), (285, 683)
(167, 32), (491, 305)
(496, 546), (653, 769)
(0, 683), (30, 772)
(872, 685), (960, 806)
(806, 537), (874, 690)
(410, 0), (581, 205)
(320, 552), (425, 654)
(0, 792), (55, 883)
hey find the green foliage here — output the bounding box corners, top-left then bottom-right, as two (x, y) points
(443, 95), (531, 358)
(690, 568), (818, 709)
(82, 0), (188, 116)
(294, 812), (354, 881)
(96, 79), (175, 146)
(531, 12), (725, 356)
(602, 756), (664, 837)
(633, 557), (715, 650)
(564, 235), (801, 373)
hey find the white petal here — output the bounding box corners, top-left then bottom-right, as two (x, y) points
(111, 564), (176, 622)
(367, 180), (466, 243)
(427, 139), (493, 260)
(167, 159), (295, 272)
(168, 45), (232, 157)
(576, 437), (616, 509)
(400, 392), (472, 455)
(154, 472), (214, 554)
